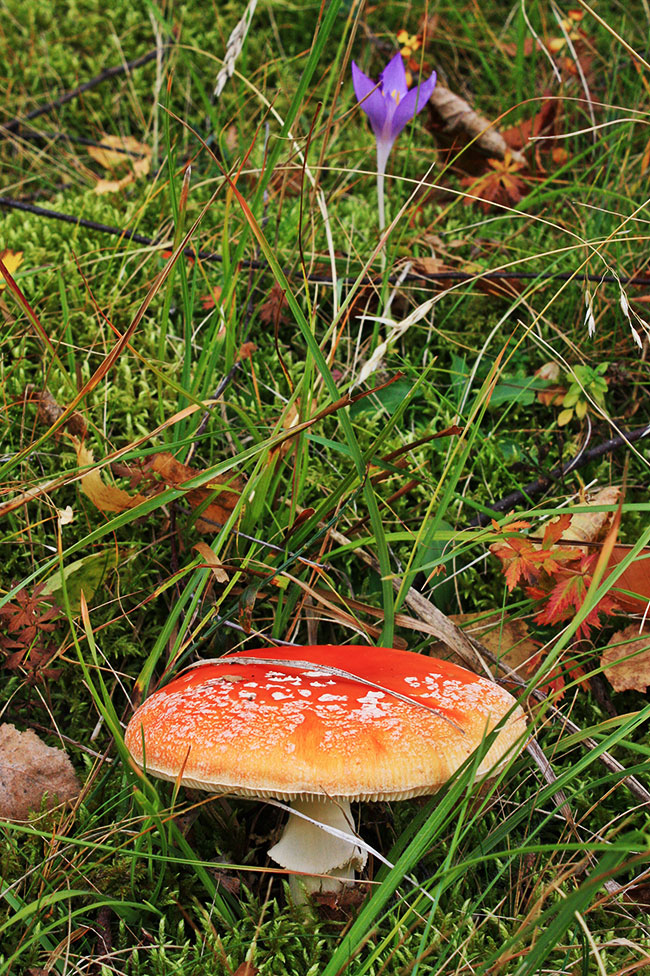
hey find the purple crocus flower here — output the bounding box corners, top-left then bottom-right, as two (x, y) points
(352, 53), (436, 229)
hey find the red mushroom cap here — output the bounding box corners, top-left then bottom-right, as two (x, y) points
(124, 645), (526, 801)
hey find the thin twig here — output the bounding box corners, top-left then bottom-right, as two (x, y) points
(469, 422), (650, 527)
(1, 47), (165, 134)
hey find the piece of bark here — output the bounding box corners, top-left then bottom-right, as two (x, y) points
(0, 723), (80, 820)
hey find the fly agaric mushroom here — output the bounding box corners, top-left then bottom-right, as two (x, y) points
(124, 645), (526, 902)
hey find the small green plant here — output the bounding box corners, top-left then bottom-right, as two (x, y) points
(557, 362), (609, 426)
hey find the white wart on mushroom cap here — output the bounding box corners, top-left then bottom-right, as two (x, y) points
(125, 644), (527, 899)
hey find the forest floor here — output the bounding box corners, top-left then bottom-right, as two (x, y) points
(1, 0), (650, 973)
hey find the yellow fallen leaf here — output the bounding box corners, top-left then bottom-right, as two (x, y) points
(88, 134), (151, 175)
(74, 439), (146, 513)
(89, 134), (151, 194)
(94, 175), (133, 195)
(0, 249), (24, 291)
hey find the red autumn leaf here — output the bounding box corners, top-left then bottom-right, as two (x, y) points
(160, 249), (195, 266)
(531, 555), (620, 638)
(200, 286), (222, 310)
(491, 537), (549, 590)
(604, 544), (650, 613)
(491, 531), (578, 592)
(460, 152), (529, 211)
(503, 99), (558, 154)
(541, 513), (573, 548)
(491, 517), (531, 533)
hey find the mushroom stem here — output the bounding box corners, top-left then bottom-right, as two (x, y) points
(267, 797), (367, 904)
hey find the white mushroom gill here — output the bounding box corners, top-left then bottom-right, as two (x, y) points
(267, 797), (367, 904)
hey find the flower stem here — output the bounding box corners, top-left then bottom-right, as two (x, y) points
(376, 141), (391, 233)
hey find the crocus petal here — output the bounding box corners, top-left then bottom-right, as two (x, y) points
(352, 61), (388, 140)
(380, 52), (409, 101)
(390, 71), (437, 139)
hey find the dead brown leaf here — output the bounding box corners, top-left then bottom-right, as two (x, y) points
(193, 542), (229, 583)
(502, 99), (559, 156)
(311, 883), (368, 919)
(537, 385), (566, 407)
(73, 442), (244, 531)
(429, 611), (539, 678)
(259, 282), (289, 327)
(237, 342), (257, 361)
(535, 361), (566, 406)
(460, 152), (529, 211)
(0, 723), (80, 820)
(88, 134), (151, 173)
(600, 625), (650, 692)
(411, 257), (522, 300)
(147, 453), (243, 532)
(233, 964), (259, 976)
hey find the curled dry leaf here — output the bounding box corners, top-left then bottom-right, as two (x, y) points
(57, 505), (74, 528)
(88, 135), (152, 172)
(0, 723), (80, 820)
(73, 441), (243, 531)
(600, 625), (650, 693)
(74, 439), (147, 514)
(560, 486), (621, 543)
(427, 83), (526, 167)
(527, 487), (621, 547)
(193, 542), (229, 583)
